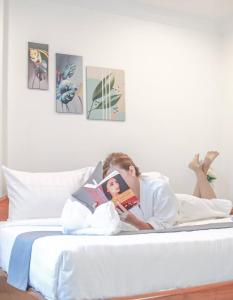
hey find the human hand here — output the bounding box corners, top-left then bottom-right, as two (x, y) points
(115, 202), (138, 225)
(116, 202), (129, 221)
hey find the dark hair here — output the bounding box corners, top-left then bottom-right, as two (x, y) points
(103, 152), (141, 178)
(102, 174), (129, 200)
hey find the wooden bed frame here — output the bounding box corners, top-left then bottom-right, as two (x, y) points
(1, 269), (233, 300)
(1, 195), (233, 299)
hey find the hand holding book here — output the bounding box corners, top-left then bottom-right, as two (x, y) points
(84, 171), (138, 211)
(116, 201), (150, 229)
(115, 202), (129, 221)
(82, 170), (153, 229)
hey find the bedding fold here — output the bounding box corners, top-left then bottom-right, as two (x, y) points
(118, 220), (233, 235)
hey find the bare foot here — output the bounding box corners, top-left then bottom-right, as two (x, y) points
(188, 154), (202, 172)
(202, 151), (219, 174)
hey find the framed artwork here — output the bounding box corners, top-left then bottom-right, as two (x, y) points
(28, 42), (48, 90)
(86, 66), (125, 121)
(56, 53), (83, 114)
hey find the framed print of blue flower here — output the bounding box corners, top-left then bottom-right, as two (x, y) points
(56, 53), (83, 114)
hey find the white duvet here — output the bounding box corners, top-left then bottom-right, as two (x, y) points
(1, 218), (233, 300)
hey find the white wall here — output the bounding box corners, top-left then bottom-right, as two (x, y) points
(221, 31), (233, 199)
(2, 0), (224, 195)
(0, 0), (8, 195)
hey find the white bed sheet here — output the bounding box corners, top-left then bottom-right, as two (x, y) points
(1, 218), (233, 300)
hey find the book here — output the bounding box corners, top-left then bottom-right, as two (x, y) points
(84, 170), (138, 211)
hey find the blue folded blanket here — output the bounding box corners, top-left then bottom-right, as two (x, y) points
(7, 231), (62, 291)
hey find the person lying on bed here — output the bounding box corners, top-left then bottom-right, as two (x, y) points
(103, 152), (233, 230)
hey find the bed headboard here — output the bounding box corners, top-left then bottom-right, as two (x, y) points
(0, 195), (9, 221)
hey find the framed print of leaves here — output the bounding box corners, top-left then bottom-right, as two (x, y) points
(28, 42), (48, 90)
(56, 53), (83, 114)
(86, 66), (125, 121)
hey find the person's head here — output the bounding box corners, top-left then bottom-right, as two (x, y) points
(103, 152), (141, 190)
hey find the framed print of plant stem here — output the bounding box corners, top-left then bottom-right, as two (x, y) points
(86, 66), (125, 121)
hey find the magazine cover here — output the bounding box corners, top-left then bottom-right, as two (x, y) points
(84, 171), (138, 210)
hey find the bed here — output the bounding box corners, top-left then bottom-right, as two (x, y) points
(1, 217), (233, 300)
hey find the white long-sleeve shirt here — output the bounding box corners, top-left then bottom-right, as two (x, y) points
(129, 175), (178, 229)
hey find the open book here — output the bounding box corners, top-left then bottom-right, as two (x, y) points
(84, 170), (138, 211)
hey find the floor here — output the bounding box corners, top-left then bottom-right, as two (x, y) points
(0, 271), (43, 300)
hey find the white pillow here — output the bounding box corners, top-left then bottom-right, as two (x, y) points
(2, 165), (94, 220)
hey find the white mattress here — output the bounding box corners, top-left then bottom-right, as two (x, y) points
(1, 218), (233, 300)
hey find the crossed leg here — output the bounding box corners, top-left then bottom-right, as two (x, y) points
(189, 151), (233, 215)
(189, 151), (219, 199)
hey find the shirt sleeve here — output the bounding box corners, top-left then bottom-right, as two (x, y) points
(147, 182), (178, 229)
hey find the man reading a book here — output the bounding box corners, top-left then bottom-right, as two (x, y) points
(103, 152), (233, 230)
(103, 152), (178, 230)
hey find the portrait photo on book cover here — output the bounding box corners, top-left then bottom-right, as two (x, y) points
(101, 174), (138, 210)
